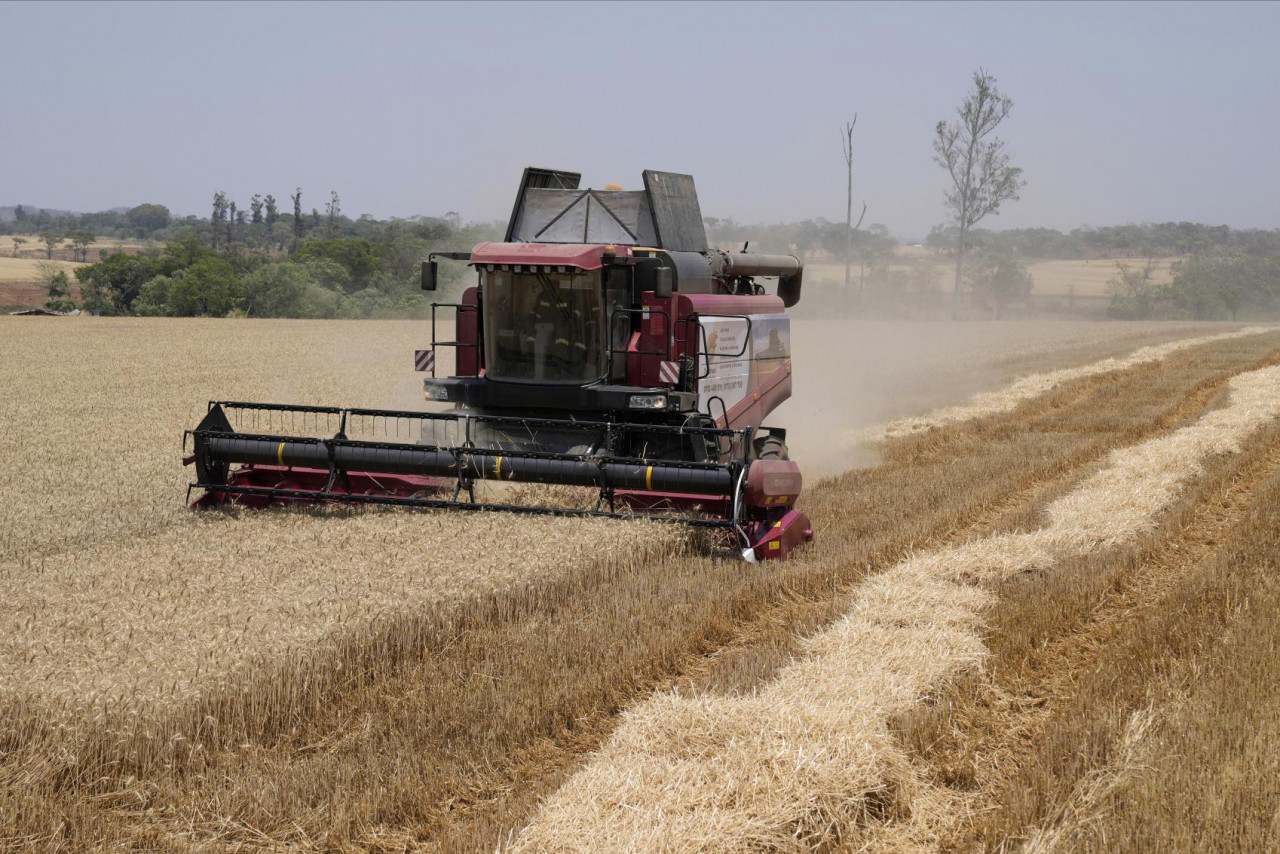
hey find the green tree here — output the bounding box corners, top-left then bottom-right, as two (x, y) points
(292, 255), (352, 293)
(250, 194), (264, 225)
(126, 203), (171, 233)
(9, 236), (26, 257)
(264, 194), (278, 228)
(44, 269), (76, 312)
(325, 190), (341, 237)
(291, 188), (303, 251)
(934, 69), (1026, 319)
(211, 191), (229, 249)
(270, 220), (292, 253)
(42, 233), (61, 259)
(168, 257), (241, 316)
(292, 237), (380, 289)
(967, 249), (1033, 319)
(1160, 254), (1277, 321)
(73, 252), (161, 314)
(240, 263), (316, 317)
(69, 230), (95, 262)
(160, 234), (217, 273)
(132, 275), (176, 317)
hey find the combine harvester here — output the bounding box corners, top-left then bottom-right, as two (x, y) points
(184, 168), (813, 560)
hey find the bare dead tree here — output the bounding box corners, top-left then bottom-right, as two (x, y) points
(841, 117), (867, 316)
(1108, 255), (1161, 319)
(934, 70), (1025, 319)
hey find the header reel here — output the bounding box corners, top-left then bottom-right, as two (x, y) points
(184, 401), (812, 560)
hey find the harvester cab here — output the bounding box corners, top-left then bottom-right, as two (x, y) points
(185, 168), (813, 561)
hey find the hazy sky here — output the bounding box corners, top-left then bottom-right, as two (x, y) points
(4, 1), (1278, 240)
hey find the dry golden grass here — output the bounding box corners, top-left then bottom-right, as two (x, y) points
(0, 238), (147, 305)
(509, 363), (1280, 851)
(0, 256), (84, 283)
(3, 317), (1279, 850)
(1025, 256), (1174, 297)
(0, 235), (147, 257)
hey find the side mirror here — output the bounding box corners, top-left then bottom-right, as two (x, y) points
(654, 266), (673, 298)
(421, 259), (438, 292)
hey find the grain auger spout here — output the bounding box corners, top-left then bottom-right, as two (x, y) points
(183, 167), (814, 560)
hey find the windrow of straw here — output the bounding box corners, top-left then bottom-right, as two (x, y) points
(868, 326), (1273, 442)
(511, 363), (1280, 852)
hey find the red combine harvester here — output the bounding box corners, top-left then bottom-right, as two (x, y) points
(185, 168), (813, 560)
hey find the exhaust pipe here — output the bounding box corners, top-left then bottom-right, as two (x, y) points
(709, 251), (803, 307)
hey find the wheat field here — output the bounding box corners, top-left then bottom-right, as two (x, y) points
(2, 315), (1279, 850)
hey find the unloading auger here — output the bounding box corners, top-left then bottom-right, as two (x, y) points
(184, 168), (814, 560)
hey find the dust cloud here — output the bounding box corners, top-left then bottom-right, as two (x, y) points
(773, 319), (1244, 480)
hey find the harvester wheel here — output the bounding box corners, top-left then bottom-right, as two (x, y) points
(753, 435), (789, 461)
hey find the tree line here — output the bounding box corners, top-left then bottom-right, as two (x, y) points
(1107, 254), (1280, 321)
(45, 202), (1280, 321)
(703, 217), (1280, 267)
(49, 190), (498, 318)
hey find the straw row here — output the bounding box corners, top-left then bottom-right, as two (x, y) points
(512, 363), (1280, 851)
(868, 326), (1273, 442)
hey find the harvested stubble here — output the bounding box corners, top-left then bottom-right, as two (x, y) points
(909, 416), (1280, 853)
(1048, 478), (1280, 852)
(511, 364), (1280, 852)
(868, 326), (1273, 442)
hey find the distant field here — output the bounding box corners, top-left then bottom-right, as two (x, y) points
(1026, 256), (1175, 296)
(0, 235), (148, 265)
(0, 256), (84, 282)
(0, 237), (149, 307)
(0, 257), (84, 308)
(806, 251), (1177, 298)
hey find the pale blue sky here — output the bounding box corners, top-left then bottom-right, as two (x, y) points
(4, 1), (1278, 240)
